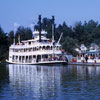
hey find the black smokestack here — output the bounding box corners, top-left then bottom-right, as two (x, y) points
(39, 15), (41, 42)
(52, 16), (55, 41)
(52, 16), (55, 24)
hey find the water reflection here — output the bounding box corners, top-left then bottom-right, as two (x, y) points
(1, 64), (100, 100)
(72, 65), (100, 80)
(0, 64), (9, 99)
(8, 64), (64, 100)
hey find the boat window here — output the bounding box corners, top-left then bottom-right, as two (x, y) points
(12, 55), (14, 59)
(33, 55), (36, 58)
(36, 47), (39, 50)
(29, 48), (31, 51)
(39, 46), (41, 50)
(42, 46), (45, 50)
(29, 42), (31, 45)
(51, 46), (52, 50)
(19, 56), (21, 61)
(22, 43), (24, 45)
(34, 47), (36, 51)
(47, 46), (50, 50)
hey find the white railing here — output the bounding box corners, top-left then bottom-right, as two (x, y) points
(10, 42), (53, 48)
(10, 49), (62, 56)
(12, 59), (66, 64)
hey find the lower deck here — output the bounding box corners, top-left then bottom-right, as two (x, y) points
(8, 54), (67, 64)
(6, 59), (67, 65)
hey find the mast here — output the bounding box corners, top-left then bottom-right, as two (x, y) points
(13, 38), (15, 45)
(13, 31), (15, 45)
(57, 32), (63, 44)
(39, 15), (41, 42)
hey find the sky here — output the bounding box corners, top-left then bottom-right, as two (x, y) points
(0, 0), (100, 33)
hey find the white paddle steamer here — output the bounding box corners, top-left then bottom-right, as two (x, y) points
(6, 15), (67, 65)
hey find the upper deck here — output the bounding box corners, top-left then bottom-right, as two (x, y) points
(9, 30), (62, 56)
(10, 29), (61, 49)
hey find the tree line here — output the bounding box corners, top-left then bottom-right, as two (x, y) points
(0, 17), (100, 61)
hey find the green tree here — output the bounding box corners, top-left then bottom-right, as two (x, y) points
(34, 17), (53, 39)
(8, 30), (14, 45)
(61, 37), (78, 56)
(15, 26), (32, 43)
(0, 27), (9, 61)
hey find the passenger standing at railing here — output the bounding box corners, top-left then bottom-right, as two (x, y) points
(85, 55), (88, 63)
(81, 55), (84, 63)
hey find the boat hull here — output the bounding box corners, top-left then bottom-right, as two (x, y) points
(6, 60), (67, 65)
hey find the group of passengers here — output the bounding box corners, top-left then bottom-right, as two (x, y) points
(36, 56), (67, 62)
(78, 54), (100, 63)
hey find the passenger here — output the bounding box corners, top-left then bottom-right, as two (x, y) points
(36, 58), (38, 62)
(56, 57), (58, 60)
(99, 55), (100, 59)
(85, 55), (88, 63)
(81, 55), (84, 63)
(94, 57), (96, 63)
(88, 55), (91, 59)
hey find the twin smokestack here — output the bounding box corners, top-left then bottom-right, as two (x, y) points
(38, 15), (55, 42)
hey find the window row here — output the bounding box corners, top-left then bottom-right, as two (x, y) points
(10, 46), (61, 52)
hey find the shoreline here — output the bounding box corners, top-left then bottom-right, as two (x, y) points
(68, 62), (100, 66)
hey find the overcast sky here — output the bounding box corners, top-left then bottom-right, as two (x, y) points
(0, 0), (100, 32)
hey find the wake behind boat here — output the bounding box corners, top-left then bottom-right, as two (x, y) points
(6, 15), (67, 65)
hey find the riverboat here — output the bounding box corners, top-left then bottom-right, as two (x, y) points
(6, 15), (67, 65)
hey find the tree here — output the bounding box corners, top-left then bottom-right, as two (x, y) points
(8, 30), (14, 45)
(0, 27), (9, 61)
(61, 37), (78, 56)
(34, 17), (54, 39)
(15, 26), (32, 43)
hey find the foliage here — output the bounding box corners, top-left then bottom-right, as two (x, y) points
(15, 26), (32, 43)
(0, 27), (9, 61)
(8, 30), (14, 45)
(34, 18), (100, 55)
(61, 37), (78, 56)
(1, 17), (100, 61)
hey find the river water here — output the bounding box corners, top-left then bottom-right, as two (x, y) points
(0, 64), (100, 100)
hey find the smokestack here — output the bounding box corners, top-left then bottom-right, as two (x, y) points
(39, 15), (41, 42)
(52, 16), (55, 42)
(52, 16), (55, 24)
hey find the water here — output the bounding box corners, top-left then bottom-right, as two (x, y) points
(0, 64), (100, 100)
